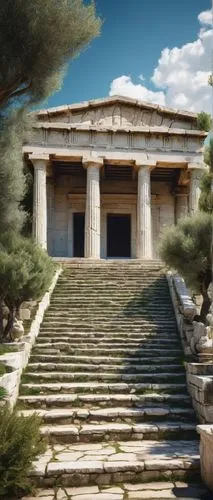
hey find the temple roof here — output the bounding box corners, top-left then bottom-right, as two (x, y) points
(36, 95), (198, 121)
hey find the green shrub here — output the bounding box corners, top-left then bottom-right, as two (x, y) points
(197, 111), (211, 132)
(0, 406), (46, 497)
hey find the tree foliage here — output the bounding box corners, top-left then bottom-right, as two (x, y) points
(0, 232), (54, 341)
(159, 212), (212, 323)
(0, 1), (101, 233)
(199, 171), (213, 213)
(0, 111), (27, 233)
(204, 137), (213, 173)
(0, 406), (46, 497)
(199, 138), (213, 213)
(197, 112), (211, 132)
(0, 0), (101, 109)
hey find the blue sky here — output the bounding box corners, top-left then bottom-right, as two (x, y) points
(46, 0), (212, 112)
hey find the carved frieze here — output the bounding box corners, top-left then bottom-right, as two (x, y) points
(42, 102), (196, 130)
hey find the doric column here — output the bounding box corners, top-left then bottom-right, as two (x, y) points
(84, 159), (103, 258)
(29, 154), (49, 250)
(137, 165), (152, 259)
(175, 189), (189, 223)
(189, 166), (204, 214)
(46, 178), (55, 255)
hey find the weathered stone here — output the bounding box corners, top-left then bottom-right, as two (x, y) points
(18, 262), (201, 495)
(72, 494), (122, 500)
(128, 490), (176, 499)
(145, 459), (184, 470)
(47, 461), (104, 475)
(65, 486), (99, 495)
(197, 424), (213, 492)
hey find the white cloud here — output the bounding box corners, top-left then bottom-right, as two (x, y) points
(198, 9), (212, 26)
(139, 73), (145, 81)
(109, 9), (212, 112)
(109, 75), (165, 106)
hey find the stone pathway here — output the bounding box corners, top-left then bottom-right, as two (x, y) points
(21, 482), (212, 500)
(17, 261), (210, 498)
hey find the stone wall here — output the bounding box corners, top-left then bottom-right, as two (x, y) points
(168, 272), (213, 424)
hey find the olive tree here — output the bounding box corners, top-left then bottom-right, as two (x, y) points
(159, 212), (212, 324)
(0, 0), (101, 108)
(0, 0), (101, 233)
(0, 232), (54, 342)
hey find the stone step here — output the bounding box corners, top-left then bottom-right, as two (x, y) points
(29, 440), (199, 487)
(37, 328), (177, 338)
(18, 392), (193, 410)
(39, 421), (197, 444)
(41, 317), (176, 322)
(27, 363), (185, 374)
(35, 340), (181, 349)
(47, 300), (173, 304)
(32, 346), (182, 356)
(39, 327), (178, 334)
(42, 316), (176, 322)
(29, 354), (183, 365)
(37, 332), (179, 340)
(22, 482), (211, 499)
(46, 312), (174, 317)
(54, 293), (168, 296)
(20, 382), (187, 396)
(19, 406), (195, 425)
(41, 324), (176, 330)
(23, 371), (186, 384)
(18, 264), (199, 493)
(50, 292), (171, 297)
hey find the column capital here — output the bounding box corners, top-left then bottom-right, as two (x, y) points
(187, 162), (205, 171)
(29, 153), (50, 168)
(135, 160), (156, 170)
(83, 157), (103, 169)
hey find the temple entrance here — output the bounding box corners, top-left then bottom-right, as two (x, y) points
(73, 213), (85, 257)
(107, 214), (131, 258)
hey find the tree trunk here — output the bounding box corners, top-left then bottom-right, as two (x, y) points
(3, 307), (16, 342)
(200, 292), (211, 324)
(15, 303), (21, 320)
(0, 299), (4, 341)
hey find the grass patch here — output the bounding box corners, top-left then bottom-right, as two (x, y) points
(0, 363), (13, 376)
(0, 344), (20, 355)
(19, 386), (41, 396)
(0, 387), (7, 400)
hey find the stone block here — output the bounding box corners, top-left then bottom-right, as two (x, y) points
(197, 424), (213, 492)
(128, 491), (177, 499)
(20, 308), (31, 321)
(145, 459), (183, 470)
(66, 487), (99, 495)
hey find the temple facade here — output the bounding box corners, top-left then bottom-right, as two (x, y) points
(24, 96), (207, 259)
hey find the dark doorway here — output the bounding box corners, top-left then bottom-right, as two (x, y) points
(73, 213), (85, 257)
(107, 214), (131, 258)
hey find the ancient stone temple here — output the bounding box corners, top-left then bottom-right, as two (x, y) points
(24, 96), (207, 259)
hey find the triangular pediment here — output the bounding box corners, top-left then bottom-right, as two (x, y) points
(36, 96), (198, 131)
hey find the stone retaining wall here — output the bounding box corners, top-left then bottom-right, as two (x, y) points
(168, 271), (213, 491)
(167, 271), (213, 424)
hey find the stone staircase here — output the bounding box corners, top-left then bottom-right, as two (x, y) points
(18, 261), (211, 499)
